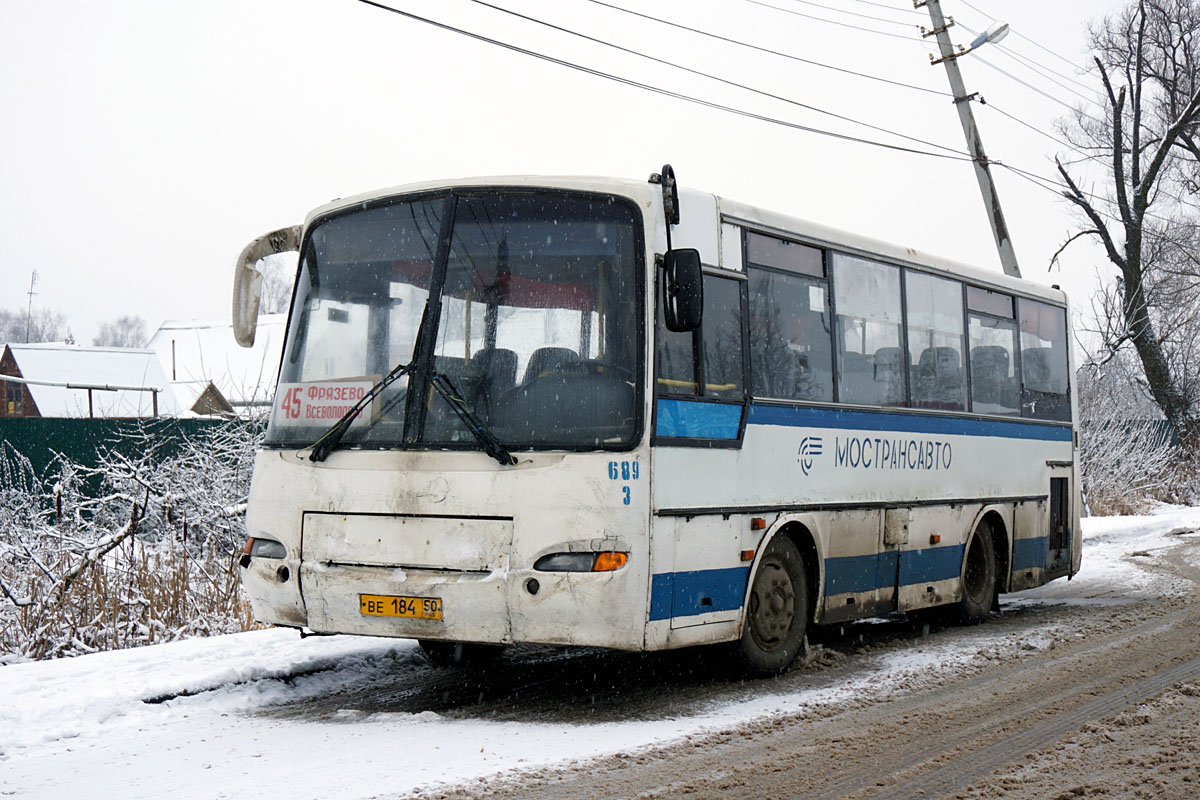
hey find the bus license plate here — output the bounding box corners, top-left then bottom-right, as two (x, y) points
(359, 594), (443, 621)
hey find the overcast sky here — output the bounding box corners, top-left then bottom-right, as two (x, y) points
(1, 0), (1125, 347)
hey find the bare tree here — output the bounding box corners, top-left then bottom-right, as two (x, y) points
(258, 253), (296, 315)
(93, 315), (148, 348)
(1057, 0), (1200, 447)
(0, 307), (71, 344)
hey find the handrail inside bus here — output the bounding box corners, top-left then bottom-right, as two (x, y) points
(656, 378), (738, 392)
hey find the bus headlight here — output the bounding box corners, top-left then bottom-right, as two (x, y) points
(533, 551), (628, 572)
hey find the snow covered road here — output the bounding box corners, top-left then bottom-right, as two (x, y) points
(2, 507), (1198, 799)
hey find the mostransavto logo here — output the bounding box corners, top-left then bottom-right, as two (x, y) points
(798, 436), (823, 475)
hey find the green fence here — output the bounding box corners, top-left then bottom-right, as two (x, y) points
(0, 417), (247, 487)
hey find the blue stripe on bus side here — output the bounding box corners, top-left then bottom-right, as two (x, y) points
(748, 404), (1072, 441)
(823, 546), (965, 596)
(1012, 537), (1049, 571)
(652, 541), (1048, 622)
(655, 399), (741, 439)
(649, 573), (674, 621)
(824, 551), (896, 595)
(648, 566), (751, 621)
(900, 545), (966, 585)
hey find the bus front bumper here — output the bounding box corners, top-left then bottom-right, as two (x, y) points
(295, 560), (644, 650)
(242, 508), (647, 650)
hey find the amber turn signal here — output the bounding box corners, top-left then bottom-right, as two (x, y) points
(592, 551), (628, 571)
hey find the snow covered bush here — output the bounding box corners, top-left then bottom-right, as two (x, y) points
(1077, 361), (1198, 515)
(0, 421), (264, 662)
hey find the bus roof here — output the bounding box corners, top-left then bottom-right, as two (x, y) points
(303, 175), (1067, 307)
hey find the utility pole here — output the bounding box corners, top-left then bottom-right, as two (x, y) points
(25, 270), (38, 343)
(918, 0), (1021, 279)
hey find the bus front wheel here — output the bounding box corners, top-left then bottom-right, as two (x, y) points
(959, 521), (996, 624)
(736, 536), (809, 676)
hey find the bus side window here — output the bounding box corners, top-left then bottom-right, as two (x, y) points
(967, 287), (1019, 416)
(748, 269), (834, 402)
(906, 271), (966, 411)
(656, 275), (698, 394)
(1018, 299), (1071, 421)
(655, 271), (744, 399)
(745, 232), (832, 403)
(832, 254), (905, 407)
(701, 275), (745, 399)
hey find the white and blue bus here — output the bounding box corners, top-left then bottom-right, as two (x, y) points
(233, 167), (1079, 674)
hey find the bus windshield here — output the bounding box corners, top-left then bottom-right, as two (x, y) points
(267, 190), (644, 452)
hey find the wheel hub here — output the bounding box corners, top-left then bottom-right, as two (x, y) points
(750, 560), (795, 649)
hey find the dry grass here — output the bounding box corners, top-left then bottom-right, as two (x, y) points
(2, 533), (261, 661)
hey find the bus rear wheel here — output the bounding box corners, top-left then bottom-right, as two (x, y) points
(736, 536), (808, 676)
(959, 521), (996, 624)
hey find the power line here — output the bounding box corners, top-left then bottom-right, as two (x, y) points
(992, 163), (1156, 233)
(957, 20), (1096, 105)
(786, 0), (918, 28)
(581, 0), (952, 98)
(981, 101), (1090, 158)
(1011, 28), (1091, 75)
(357, 0), (1198, 227)
(355, 0), (975, 162)
(999, 162), (1200, 226)
(973, 54), (1090, 114)
(462, 0), (963, 155)
(953, 16), (1164, 166)
(994, 42), (1095, 98)
(956, 0), (1090, 74)
(971, 53), (1136, 140)
(743, 0), (926, 42)
(850, 0), (926, 18)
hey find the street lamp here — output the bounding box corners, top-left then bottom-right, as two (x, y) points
(917, 1), (1021, 279)
(930, 21), (1011, 64)
(968, 21), (1010, 52)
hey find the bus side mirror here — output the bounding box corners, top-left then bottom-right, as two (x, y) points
(233, 225), (301, 347)
(662, 249), (703, 333)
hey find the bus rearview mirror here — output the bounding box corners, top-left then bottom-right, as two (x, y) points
(663, 249), (703, 333)
(233, 225), (301, 347)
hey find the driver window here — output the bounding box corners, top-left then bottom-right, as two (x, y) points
(655, 272), (745, 399)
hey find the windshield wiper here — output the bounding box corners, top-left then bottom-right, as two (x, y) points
(308, 360), (414, 462)
(307, 362), (516, 466)
(422, 370), (517, 466)
(310, 300), (433, 463)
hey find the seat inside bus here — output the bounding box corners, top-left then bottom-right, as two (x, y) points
(432, 347), (518, 421)
(523, 346), (579, 383)
(969, 345), (1011, 408)
(872, 346), (905, 405)
(912, 346), (964, 410)
(492, 346), (634, 444)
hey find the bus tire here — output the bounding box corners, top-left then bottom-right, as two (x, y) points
(418, 640), (501, 668)
(736, 536), (808, 676)
(959, 521), (996, 625)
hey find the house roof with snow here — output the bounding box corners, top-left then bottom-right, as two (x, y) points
(146, 315), (285, 412)
(2, 343), (181, 418)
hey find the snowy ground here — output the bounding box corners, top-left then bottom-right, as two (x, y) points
(2, 507), (1198, 799)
